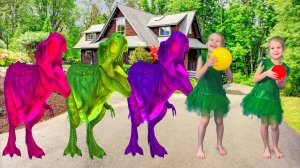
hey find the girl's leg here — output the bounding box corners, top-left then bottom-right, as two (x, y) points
(261, 120), (271, 159)
(214, 114), (227, 156)
(197, 111), (210, 159)
(271, 124), (283, 158)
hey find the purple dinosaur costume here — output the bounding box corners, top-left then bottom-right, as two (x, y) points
(2, 32), (71, 159)
(125, 32), (193, 158)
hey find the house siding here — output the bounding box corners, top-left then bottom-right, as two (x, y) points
(187, 21), (196, 38)
(104, 8), (137, 37)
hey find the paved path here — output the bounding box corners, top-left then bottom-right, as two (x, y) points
(0, 84), (299, 168)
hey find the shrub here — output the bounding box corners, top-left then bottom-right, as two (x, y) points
(232, 72), (255, 87)
(129, 47), (152, 64)
(17, 31), (49, 63)
(0, 49), (30, 67)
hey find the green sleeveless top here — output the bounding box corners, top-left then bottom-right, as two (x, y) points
(196, 53), (225, 95)
(251, 58), (290, 102)
(186, 53), (229, 117)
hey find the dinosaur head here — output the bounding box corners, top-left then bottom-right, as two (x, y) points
(36, 32), (70, 98)
(158, 31), (192, 95)
(158, 31), (189, 67)
(97, 32), (128, 69)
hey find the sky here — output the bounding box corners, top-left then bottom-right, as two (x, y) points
(75, 0), (125, 14)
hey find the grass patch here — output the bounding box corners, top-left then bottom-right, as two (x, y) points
(281, 96), (300, 134)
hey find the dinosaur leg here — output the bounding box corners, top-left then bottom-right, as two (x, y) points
(25, 109), (45, 159)
(2, 123), (21, 157)
(63, 122), (82, 157)
(148, 106), (168, 158)
(125, 116), (143, 156)
(87, 108), (106, 159)
(64, 95), (82, 157)
(125, 96), (143, 156)
(2, 87), (21, 157)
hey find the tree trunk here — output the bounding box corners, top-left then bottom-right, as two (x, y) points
(250, 46), (253, 73)
(244, 55), (249, 76)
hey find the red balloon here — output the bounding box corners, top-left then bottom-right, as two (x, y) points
(272, 65), (286, 80)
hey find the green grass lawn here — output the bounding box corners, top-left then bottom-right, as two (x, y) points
(282, 96), (300, 134)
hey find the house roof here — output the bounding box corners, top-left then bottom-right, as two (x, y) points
(158, 37), (206, 49)
(75, 3), (205, 49)
(83, 24), (105, 33)
(94, 3), (158, 46)
(178, 11), (196, 35)
(74, 36), (147, 49)
(147, 13), (187, 27)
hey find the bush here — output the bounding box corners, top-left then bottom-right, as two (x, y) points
(0, 49), (30, 67)
(129, 47), (152, 64)
(17, 31), (49, 63)
(233, 72), (255, 87)
(284, 64), (300, 97)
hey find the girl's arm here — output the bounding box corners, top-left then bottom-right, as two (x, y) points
(224, 68), (233, 82)
(253, 63), (277, 83)
(195, 56), (216, 80)
(276, 77), (287, 89)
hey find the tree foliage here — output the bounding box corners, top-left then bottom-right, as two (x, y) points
(17, 31), (49, 62)
(268, 0), (300, 96)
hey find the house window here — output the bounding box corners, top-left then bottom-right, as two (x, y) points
(116, 18), (126, 35)
(86, 33), (96, 41)
(159, 27), (171, 36)
(85, 50), (94, 64)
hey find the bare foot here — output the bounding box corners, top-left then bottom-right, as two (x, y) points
(196, 149), (205, 159)
(274, 147), (284, 159)
(217, 145), (227, 156)
(263, 148), (271, 159)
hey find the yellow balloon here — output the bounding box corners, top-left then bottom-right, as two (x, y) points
(209, 47), (232, 71)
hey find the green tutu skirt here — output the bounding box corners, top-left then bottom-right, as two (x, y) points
(186, 88), (230, 118)
(241, 93), (283, 125)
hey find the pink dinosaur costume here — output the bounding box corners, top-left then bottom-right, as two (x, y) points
(2, 32), (71, 159)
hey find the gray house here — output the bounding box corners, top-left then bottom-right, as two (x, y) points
(74, 3), (206, 71)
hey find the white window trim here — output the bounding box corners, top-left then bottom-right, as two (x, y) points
(116, 17), (126, 35)
(159, 26), (171, 36)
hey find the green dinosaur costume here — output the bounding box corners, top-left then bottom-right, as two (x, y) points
(64, 33), (131, 158)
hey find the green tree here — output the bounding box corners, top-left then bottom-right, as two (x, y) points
(268, 0), (300, 96)
(0, 39), (6, 49)
(165, 0), (200, 13)
(220, 0), (276, 75)
(42, 16), (53, 32)
(123, 0), (138, 8)
(96, 14), (109, 24)
(33, 0), (77, 32)
(137, 0), (168, 15)
(17, 31), (49, 63)
(104, 0), (117, 14)
(0, 0), (35, 49)
(62, 26), (81, 62)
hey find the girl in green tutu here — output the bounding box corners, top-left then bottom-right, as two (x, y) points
(241, 36), (290, 159)
(186, 33), (232, 159)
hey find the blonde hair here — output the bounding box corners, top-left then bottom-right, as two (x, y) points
(208, 32), (226, 47)
(268, 36), (285, 51)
